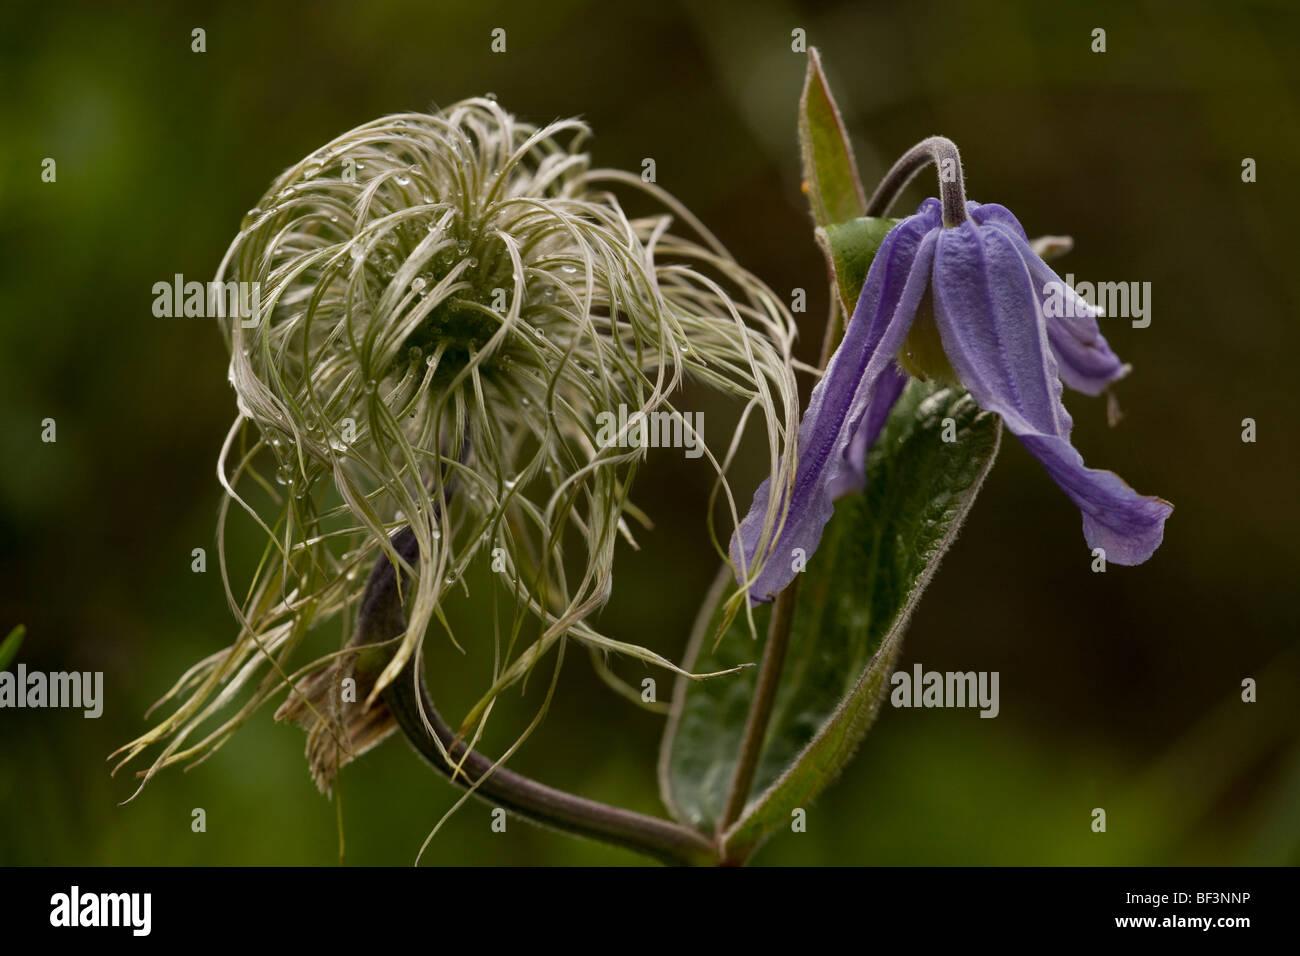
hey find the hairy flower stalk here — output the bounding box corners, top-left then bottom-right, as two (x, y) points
(114, 98), (800, 795)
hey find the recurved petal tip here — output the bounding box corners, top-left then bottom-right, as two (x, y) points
(931, 214), (1171, 566)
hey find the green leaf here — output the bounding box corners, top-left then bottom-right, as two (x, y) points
(817, 216), (898, 315)
(659, 383), (1001, 856)
(799, 48), (866, 228)
(0, 625), (26, 670)
(722, 384), (1000, 860)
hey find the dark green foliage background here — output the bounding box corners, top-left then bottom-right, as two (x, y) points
(1, 0), (1296, 865)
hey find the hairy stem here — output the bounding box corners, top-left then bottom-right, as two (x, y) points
(865, 135), (968, 227)
(818, 138), (967, 367)
(363, 528), (717, 866)
(718, 576), (800, 833)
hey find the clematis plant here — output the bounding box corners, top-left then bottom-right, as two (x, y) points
(116, 52), (1171, 867)
(659, 50), (1172, 864)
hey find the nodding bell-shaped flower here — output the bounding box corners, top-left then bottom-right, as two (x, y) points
(733, 161), (1171, 604)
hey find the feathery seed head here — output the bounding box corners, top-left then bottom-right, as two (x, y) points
(116, 98), (800, 792)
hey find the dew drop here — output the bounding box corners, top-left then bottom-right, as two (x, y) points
(396, 175), (411, 186)
(411, 276), (427, 292)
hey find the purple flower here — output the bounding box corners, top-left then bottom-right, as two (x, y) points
(732, 198), (1171, 603)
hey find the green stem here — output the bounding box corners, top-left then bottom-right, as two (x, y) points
(718, 576), (800, 834)
(819, 139), (967, 365)
(865, 135), (969, 227)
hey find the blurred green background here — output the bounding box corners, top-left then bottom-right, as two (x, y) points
(1, 0), (1297, 866)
